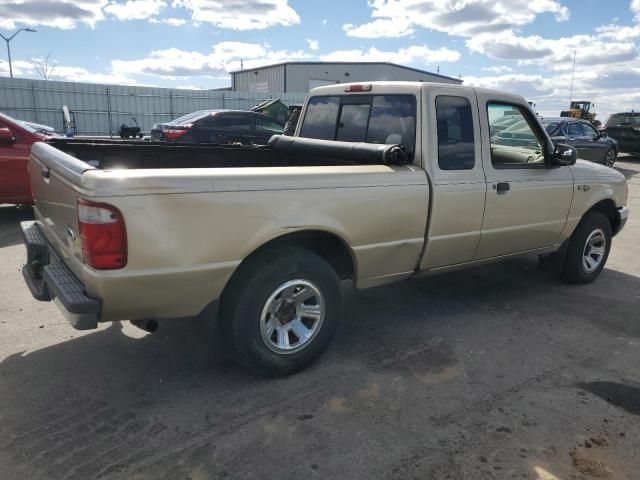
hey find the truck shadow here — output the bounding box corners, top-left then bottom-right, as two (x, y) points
(0, 205), (33, 248)
(1, 257), (639, 479)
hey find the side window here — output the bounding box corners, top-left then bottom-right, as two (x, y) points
(568, 122), (582, 137)
(436, 96), (475, 170)
(488, 103), (545, 168)
(254, 116), (284, 134)
(299, 96), (340, 140)
(200, 115), (252, 132)
(581, 122), (598, 137)
(336, 102), (370, 142)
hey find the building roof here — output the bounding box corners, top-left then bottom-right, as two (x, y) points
(230, 61), (461, 83)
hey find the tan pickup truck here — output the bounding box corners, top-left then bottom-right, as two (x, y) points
(21, 82), (629, 376)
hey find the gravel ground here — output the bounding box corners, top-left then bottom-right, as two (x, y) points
(1, 156), (639, 480)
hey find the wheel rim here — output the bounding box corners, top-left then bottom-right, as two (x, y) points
(582, 228), (606, 273)
(605, 150), (615, 167)
(260, 279), (325, 354)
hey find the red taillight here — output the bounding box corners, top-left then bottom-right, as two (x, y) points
(78, 198), (127, 270)
(163, 127), (189, 140)
(345, 84), (372, 92)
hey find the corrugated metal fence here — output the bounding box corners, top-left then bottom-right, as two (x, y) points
(0, 77), (307, 136)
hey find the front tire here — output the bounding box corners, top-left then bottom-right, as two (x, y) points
(559, 211), (612, 284)
(219, 247), (341, 377)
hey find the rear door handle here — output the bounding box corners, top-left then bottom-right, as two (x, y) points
(494, 182), (510, 194)
(41, 167), (50, 179)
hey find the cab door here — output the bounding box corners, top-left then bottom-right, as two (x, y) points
(420, 87), (486, 269)
(474, 97), (573, 259)
(579, 121), (609, 162)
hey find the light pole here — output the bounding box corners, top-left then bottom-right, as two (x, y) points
(0, 28), (36, 79)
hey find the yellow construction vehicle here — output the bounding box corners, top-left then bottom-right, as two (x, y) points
(560, 101), (600, 126)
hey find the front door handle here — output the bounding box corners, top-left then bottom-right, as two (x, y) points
(494, 182), (510, 194)
(41, 167), (50, 179)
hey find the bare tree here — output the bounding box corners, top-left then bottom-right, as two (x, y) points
(31, 52), (59, 81)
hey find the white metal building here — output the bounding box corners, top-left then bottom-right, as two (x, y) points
(231, 62), (462, 93)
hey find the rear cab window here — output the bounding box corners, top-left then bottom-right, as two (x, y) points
(299, 94), (417, 156)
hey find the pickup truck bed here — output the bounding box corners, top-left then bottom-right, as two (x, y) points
(47, 135), (410, 170)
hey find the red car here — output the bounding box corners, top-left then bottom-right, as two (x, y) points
(0, 112), (52, 205)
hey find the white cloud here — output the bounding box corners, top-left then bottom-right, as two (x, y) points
(111, 41), (311, 78)
(596, 24), (640, 41)
(0, 0), (299, 30)
(464, 63), (640, 119)
(0, 0), (107, 30)
(0, 57), (138, 84)
(172, 0), (300, 30)
(467, 29), (639, 70)
(149, 17), (187, 25)
(104, 0), (165, 20)
(343, 18), (413, 38)
(307, 39), (319, 51)
(320, 45), (461, 64)
(482, 66), (513, 73)
(343, 0), (569, 39)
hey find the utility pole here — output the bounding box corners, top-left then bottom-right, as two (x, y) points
(569, 50), (577, 103)
(0, 28), (36, 78)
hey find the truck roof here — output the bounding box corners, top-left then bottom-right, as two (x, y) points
(308, 81), (527, 105)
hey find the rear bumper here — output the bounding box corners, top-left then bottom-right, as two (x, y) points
(21, 221), (100, 330)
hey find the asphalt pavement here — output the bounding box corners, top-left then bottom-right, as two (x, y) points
(1, 156), (639, 480)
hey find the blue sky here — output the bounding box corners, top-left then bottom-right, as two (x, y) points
(1, 0), (639, 117)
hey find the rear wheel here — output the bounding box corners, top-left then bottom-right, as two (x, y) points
(219, 247), (341, 377)
(559, 211), (612, 284)
(604, 148), (616, 167)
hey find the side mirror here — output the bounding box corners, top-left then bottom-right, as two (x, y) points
(0, 127), (15, 146)
(551, 143), (577, 166)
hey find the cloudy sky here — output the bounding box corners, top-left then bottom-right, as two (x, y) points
(1, 0), (639, 118)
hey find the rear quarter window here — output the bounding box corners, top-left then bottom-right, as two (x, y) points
(299, 94), (416, 154)
(299, 97), (340, 140)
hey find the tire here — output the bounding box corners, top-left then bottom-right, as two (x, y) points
(219, 247), (341, 377)
(604, 148), (616, 167)
(559, 211), (612, 284)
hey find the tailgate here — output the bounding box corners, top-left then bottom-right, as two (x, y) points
(29, 142), (94, 278)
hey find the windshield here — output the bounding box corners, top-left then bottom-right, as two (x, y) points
(606, 114), (640, 127)
(17, 121), (38, 133)
(543, 122), (563, 136)
(0, 112), (37, 133)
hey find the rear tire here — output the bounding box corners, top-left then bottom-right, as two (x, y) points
(559, 211), (612, 284)
(219, 247), (341, 377)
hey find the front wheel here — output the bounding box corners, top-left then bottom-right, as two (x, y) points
(559, 211), (612, 284)
(604, 148), (616, 167)
(219, 247), (341, 377)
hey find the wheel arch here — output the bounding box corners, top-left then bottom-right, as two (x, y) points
(221, 230), (356, 300)
(586, 199), (620, 235)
